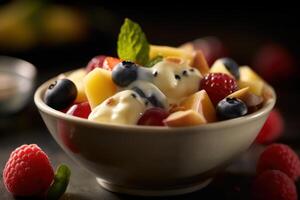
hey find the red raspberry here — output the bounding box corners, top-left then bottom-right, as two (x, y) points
(86, 55), (106, 72)
(3, 144), (54, 197)
(255, 109), (284, 144)
(200, 73), (238, 105)
(257, 144), (300, 181)
(253, 170), (297, 200)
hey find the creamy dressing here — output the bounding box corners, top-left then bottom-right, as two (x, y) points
(88, 90), (149, 125)
(151, 60), (202, 104)
(88, 60), (202, 125)
(127, 80), (168, 109)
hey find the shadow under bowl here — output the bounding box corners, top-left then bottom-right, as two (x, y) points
(34, 74), (276, 196)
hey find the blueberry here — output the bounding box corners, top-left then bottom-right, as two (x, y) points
(217, 98), (247, 120)
(131, 86), (165, 108)
(218, 58), (240, 79)
(131, 87), (146, 98)
(112, 61), (138, 87)
(44, 79), (77, 110)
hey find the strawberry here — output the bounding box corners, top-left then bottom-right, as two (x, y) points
(102, 57), (121, 71)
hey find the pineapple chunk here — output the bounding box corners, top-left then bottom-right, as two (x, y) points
(210, 59), (233, 77)
(67, 69), (87, 103)
(150, 45), (194, 65)
(84, 68), (117, 109)
(164, 110), (206, 127)
(180, 90), (216, 123)
(238, 66), (264, 96)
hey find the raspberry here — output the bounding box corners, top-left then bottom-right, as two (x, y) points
(253, 43), (295, 84)
(86, 55), (106, 72)
(257, 144), (300, 181)
(3, 144), (54, 197)
(253, 170), (297, 200)
(200, 73), (238, 105)
(255, 109), (284, 144)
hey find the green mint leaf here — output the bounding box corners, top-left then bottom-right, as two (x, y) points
(47, 164), (71, 200)
(145, 56), (163, 67)
(117, 18), (149, 65)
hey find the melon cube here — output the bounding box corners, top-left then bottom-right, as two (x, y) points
(150, 45), (194, 65)
(164, 110), (206, 127)
(210, 59), (233, 77)
(180, 90), (216, 123)
(84, 68), (117, 109)
(238, 66), (264, 96)
(67, 69), (87, 103)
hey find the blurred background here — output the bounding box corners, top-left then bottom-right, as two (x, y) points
(0, 1), (300, 199)
(1, 0), (299, 141)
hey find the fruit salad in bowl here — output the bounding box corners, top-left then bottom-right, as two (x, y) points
(34, 19), (275, 196)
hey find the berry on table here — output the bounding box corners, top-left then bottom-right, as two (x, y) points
(200, 73), (238, 105)
(216, 98), (247, 120)
(137, 107), (169, 126)
(253, 170), (297, 200)
(253, 43), (295, 83)
(255, 109), (284, 144)
(112, 61), (139, 87)
(86, 55), (106, 72)
(257, 143), (300, 181)
(3, 144), (54, 197)
(44, 79), (77, 110)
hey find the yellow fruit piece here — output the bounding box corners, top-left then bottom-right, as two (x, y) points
(226, 87), (250, 102)
(84, 68), (117, 109)
(164, 110), (206, 127)
(238, 66), (264, 96)
(150, 45), (194, 65)
(210, 60), (233, 77)
(67, 69), (87, 103)
(180, 90), (216, 123)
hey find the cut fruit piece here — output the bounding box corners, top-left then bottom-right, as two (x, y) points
(244, 93), (264, 113)
(164, 110), (206, 127)
(180, 90), (216, 123)
(86, 55), (106, 72)
(238, 66), (265, 96)
(84, 68), (117, 109)
(102, 57), (121, 71)
(150, 45), (194, 65)
(210, 60), (233, 77)
(192, 50), (210, 75)
(67, 69), (87, 103)
(226, 87), (250, 102)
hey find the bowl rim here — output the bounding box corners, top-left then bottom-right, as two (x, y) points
(34, 70), (276, 132)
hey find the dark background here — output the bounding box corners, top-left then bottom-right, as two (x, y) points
(1, 1), (300, 72)
(0, 1), (300, 199)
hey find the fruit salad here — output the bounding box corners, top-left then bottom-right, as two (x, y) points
(44, 18), (272, 127)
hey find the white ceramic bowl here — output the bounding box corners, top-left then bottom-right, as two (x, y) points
(34, 74), (276, 196)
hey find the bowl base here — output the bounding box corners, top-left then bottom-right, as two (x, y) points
(96, 178), (212, 196)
